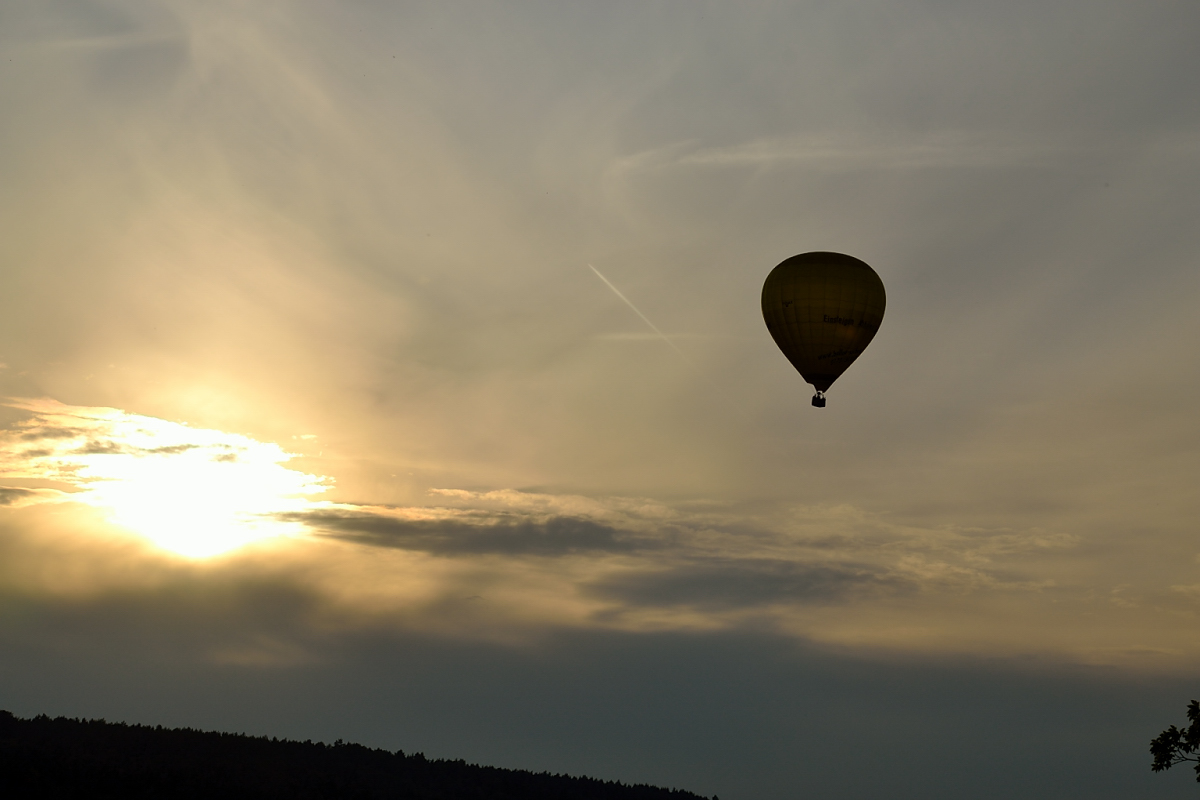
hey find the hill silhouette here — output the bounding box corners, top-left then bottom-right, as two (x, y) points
(0, 710), (711, 800)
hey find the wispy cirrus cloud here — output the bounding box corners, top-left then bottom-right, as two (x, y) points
(609, 132), (1081, 177)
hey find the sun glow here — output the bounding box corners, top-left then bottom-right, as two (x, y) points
(0, 399), (329, 558)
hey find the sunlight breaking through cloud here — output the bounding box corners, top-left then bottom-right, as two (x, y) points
(0, 398), (330, 557)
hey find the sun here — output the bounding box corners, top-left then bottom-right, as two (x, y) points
(0, 399), (329, 558)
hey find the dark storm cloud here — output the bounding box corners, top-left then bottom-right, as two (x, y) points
(286, 509), (648, 556)
(588, 558), (909, 611)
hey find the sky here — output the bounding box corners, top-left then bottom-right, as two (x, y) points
(1, 1), (1199, 797)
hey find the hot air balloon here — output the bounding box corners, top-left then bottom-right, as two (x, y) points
(761, 252), (886, 407)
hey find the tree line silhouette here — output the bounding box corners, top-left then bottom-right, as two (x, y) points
(0, 710), (712, 800)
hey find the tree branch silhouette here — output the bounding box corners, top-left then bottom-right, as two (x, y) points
(1151, 700), (1200, 782)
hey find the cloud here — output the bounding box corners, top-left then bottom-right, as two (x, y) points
(0, 398), (329, 557)
(587, 557), (909, 611)
(0, 486), (48, 507)
(612, 133), (1079, 176)
(0, 396), (1095, 652)
(278, 489), (1070, 627)
(288, 507), (647, 557)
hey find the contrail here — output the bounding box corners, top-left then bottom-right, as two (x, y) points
(587, 264), (690, 364)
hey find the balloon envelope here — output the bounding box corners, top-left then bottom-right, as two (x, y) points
(761, 252), (886, 393)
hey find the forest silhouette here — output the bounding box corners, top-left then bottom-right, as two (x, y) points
(0, 710), (710, 800)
